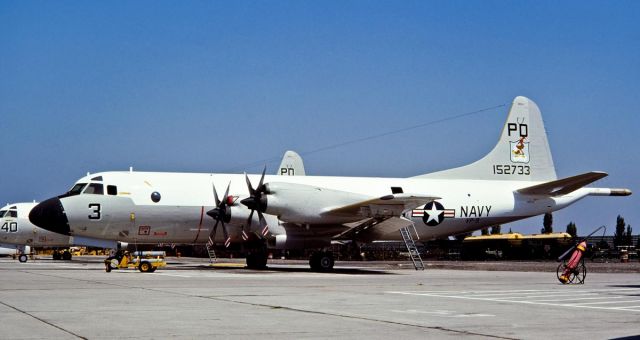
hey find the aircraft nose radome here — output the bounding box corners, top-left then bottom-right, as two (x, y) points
(29, 197), (70, 235)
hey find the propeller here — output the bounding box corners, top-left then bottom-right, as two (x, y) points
(206, 181), (233, 248)
(240, 167), (270, 239)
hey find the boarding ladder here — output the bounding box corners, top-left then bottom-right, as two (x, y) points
(206, 236), (217, 264)
(400, 225), (424, 270)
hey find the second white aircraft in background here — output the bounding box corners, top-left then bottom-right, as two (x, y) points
(29, 96), (631, 270)
(0, 202), (121, 262)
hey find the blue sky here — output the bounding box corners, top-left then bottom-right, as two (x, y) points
(1, 1), (638, 236)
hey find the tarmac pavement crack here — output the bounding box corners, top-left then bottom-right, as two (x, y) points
(0, 300), (88, 340)
(17, 270), (519, 339)
(202, 296), (520, 340)
(135, 286), (520, 340)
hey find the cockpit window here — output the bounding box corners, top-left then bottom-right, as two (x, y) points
(0, 210), (6, 217)
(67, 183), (88, 196)
(107, 185), (117, 195)
(91, 176), (103, 181)
(6, 210), (17, 218)
(83, 183), (104, 195)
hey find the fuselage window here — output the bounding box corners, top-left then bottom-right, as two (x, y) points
(67, 183), (87, 196)
(107, 185), (117, 195)
(83, 183), (104, 195)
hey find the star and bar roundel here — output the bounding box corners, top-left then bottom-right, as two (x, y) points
(412, 201), (455, 226)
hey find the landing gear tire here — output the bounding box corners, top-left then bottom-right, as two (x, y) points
(105, 257), (119, 270)
(310, 251), (334, 272)
(139, 261), (152, 273)
(62, 251), (72, 261)
(246, 250), (268, 269)
(556, 260), (587, 284)
(18, 254), (28, 263)
(52, 251), (61, 260)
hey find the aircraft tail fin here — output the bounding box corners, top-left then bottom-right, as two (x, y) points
(277, 150), (306, 176)
(414, 96), (556, 181)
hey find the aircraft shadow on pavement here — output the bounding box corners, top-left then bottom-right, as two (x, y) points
(190, 265), (399, 275)
(608, 284), (640, 296)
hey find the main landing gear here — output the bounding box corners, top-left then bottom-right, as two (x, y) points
(245, 247), (268, 269)
(243, 245), (335, 272)
(52, 250), (72, 261)
(309, 251), (334, 272)
(246, 250), (268, 269)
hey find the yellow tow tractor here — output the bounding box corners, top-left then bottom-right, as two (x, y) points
(104, 250), (166, 273)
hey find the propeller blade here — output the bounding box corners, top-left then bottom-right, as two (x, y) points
(258, 211), (269, 237)
(212, 219), (220, 240)
(221, 220), (231, 248)
(246, 209), (255, 230)
(220, 220), (229, 240)
(245, 172), (255, 196)
(223, 181), (231, 203)
(212, 183), (220, 207)
(257, 166), (266, 190)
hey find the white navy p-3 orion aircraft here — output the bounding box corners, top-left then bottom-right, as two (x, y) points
(29, 96), (631, 270)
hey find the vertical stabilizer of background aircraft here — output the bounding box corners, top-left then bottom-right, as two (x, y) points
(277, 150), (306, 176)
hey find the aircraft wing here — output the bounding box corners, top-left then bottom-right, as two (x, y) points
(516, 171), (608, 196)
(323, 193), (440, 218)
(334, 216), (416, 242)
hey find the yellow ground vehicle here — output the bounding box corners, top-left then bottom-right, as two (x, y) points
(104, 251), (166, 273)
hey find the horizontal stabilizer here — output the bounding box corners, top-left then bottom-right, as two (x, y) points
(517, 171), (608, 196)
(325, 194), (440, 218)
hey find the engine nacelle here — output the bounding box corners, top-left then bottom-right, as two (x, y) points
(272, 234), (330, 250)
(264, 182), (367, 224)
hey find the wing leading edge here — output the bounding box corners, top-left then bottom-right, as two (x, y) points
(323, 193), (440, 218)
